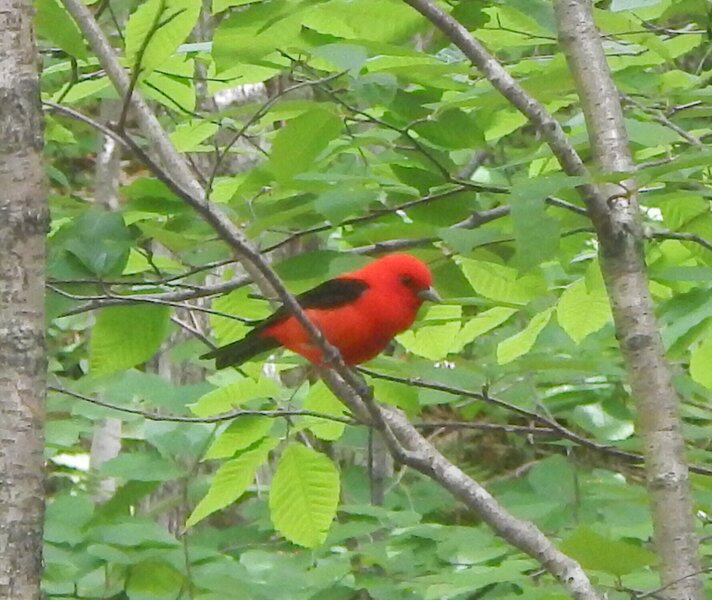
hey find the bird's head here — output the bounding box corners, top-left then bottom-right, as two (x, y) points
(360, 253), (441, 305)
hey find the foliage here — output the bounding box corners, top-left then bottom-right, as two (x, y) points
(40, 0), (712, 597)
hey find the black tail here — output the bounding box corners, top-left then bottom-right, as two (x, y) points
(200, 333), (279, 369)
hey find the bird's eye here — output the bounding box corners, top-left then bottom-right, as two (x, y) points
(400, 274), (414, 287)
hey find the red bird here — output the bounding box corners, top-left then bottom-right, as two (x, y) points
(202, 253), (440, 368)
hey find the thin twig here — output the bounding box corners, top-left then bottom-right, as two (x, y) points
(49, 384), (357, 425)
(359, 368), (712, 477)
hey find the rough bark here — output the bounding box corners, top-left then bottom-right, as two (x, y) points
(554, 2), (702, 597)
(62, 3), (604, 597)
(0, 0), (47, 597)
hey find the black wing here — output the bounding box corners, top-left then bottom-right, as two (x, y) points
(200, 276), (368, 368)
(254, 276), (368, 332)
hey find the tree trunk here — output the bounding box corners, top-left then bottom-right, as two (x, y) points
(553, 2), (702, 597)
(0, 0), (47, 598)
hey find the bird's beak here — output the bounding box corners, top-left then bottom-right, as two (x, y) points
(417, 287), (442, 303)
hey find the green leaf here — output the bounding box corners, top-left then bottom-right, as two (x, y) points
(62, 210), (133, 277)
(661, 289), (712, 351)
(557, 264), (612, 343)
(610, 0), (665, 10)
(690, 333), (712, 389)
(53, 77), (112, 105)
(458, 258), (546, 305)
(270, 108), (343, 183)
(126, 560), (184, 599)
(186, 438), (276, 527)
(625, 118), (682, 146)
(45, 494), (94, 545)
(212, 0), (260, 13)
(92, 518), (179, 547)
(314, 188), (378, 223)
(559, 526), (655, 576)
(124, 0), (201, 75)
(302, 381), (349, 441)
(371, 377), (419, 414)
(204, 416), (273, 460)
(508, 175), (572, 270)
(451, 307), (518, 352)
(571, 403), (634, 441)
(190, 377), (280, 416)
(90, 305), (170, 376)
(397, 304), (461, 361)
(311, 43), (369, 75)
(528, 455), (576, 505)
(209, 287), (268, 347)
(34, 0), (87, 59)
(100, 451), (185, 481)
(269, 443), (340, 548)
(170, 120), (219, 152)
(212, 0), (302, 70)
(497, 307), (554, 364)
(302, 0), (422, 41)
(438, 228), (512, 254)
(412, 109), (484, 150)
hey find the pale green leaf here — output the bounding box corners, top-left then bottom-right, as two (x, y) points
(212, 0), (302, 70)
(371, 377), (418, 415)
(142, 63), (196, 112)
(458, 258), (546, 305)
(301, 0), (422, 42)
(557, 268), (612, 344)
(560, 526), (655, 576)
(302, 381), (349, 441)
(212, 0), (260, 13)
(52, 77), (111, 105)
(190, 377), (280, 416)
(169, 120), (218, 152)
(690, 333), (712, 389)
(125, 0), (201, 75)
(203, 417), (273, 460)
(451, 307), (518, 353)
(90, 305), (170, 376)
(269, 444), (340, 548)
(126, 560), (184, 598)
(35, 0), (87, 59)
(209, 287), (269, 346)
(186, 438), (276, 527)
(397, 305), (461, 361)
(497, 307), (554, 364)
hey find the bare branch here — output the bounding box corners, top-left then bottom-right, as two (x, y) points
(50, 274), (250, 317)
(621, 92), (703, 148)
(359, 368), (712, 477)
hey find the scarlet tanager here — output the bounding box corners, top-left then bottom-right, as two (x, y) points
(201, 253), (440, 368)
